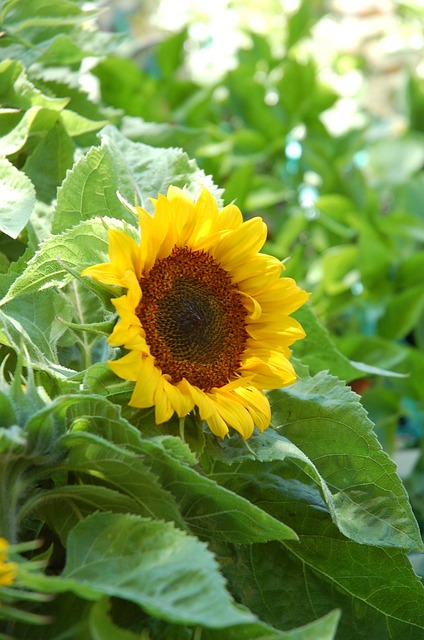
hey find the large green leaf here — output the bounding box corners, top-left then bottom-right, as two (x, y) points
(59, 430), (185, 531)
(293, 305), (405, 381)
(0, 105), (60, 155)
(221, 537), (424, 640)
(0, 217), (113, 304)
(378, 285), (424, 340)
(0, 290), (74, 377)
(23, 119), (76, 202)
(61, 512), (255, 628)
(0, 157), (35, 238)
(89, 595), (340, 640)
(0, 59), (69, 111)
(60, 417), (297, 544)
(58, 394), (298, 544)
(269, 371), (422, 551)
(205, 443), (424, 637)
(52, 125), (220, 234)
(138, 437), (298, 544)
(202, 609), (341, 640)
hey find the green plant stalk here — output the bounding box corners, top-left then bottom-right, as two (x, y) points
(0, 456), (33, 543)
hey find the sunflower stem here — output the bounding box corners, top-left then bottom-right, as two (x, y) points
(179, 417), (186, 441)
(193, 626), (202, 640)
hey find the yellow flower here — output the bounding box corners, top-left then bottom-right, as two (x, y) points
(82, 186), (309, 439)
(0, 538), (17, 587)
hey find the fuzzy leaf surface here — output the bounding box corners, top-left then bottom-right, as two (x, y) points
(269, 371), (422, 550)
(52, 124), (220, 234)
(61, 512), (255, 628)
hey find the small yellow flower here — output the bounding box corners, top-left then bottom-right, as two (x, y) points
(82, 186), (309, 438)
(0, 538), (17, 587)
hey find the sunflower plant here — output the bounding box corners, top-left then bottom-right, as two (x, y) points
(1, 2), (424, 640)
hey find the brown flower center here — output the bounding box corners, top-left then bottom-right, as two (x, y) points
(137, 246), (248, 391)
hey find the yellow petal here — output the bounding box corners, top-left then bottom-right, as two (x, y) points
(108, 229), (142, 279)
(231, 253), (282, 290)
(216, 202), (243, 230)
(254, 278), (310, 316)
(108, 350), (143, 382)
(128, 356), (162, 407)
(205, 411), (230, 438)
(208, 390), (255, 439)
(232, 386), (271, 432)
(239, 290), (262, 321)
(154, 384), (174, 423)
(179, 379), (216, 420)
(81, 262), (123, 287)
(162, 377), (195, 417)
(212, 217), (267, 269)
(246, 317), (306, 344)
(241, 351), (297, 389)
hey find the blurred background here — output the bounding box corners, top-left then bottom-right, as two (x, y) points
(84, 0), (424, 543)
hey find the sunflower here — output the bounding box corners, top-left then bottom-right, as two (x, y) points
(0, 538), (17, 587)
(82, 186), (309, 439)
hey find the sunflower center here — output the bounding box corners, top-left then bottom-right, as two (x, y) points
(137, 246), (248, 391)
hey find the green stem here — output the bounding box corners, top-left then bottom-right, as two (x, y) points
(193, 626), (202, 640)
(179, 416), (186, 441)
(0, 457), (30, 543)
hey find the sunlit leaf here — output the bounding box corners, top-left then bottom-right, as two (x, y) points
(0, 158), (35, 239)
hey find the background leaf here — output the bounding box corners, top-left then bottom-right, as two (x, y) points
(0, 157), (35, 238)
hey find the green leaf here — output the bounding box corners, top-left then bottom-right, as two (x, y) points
(88, 597), (144, 640)
(62, 408), (298, 544)
(62, 512), (255, 628)
(286, 0), (321, 50)
(321, 244), (359, 295)
(60, 109), (109, 137)
(222, 537), (424, 639)
(0, 157), (35, 238)
(203, 442), (424, 636)
(0, 105), (60, 155)
(202, 610), (341, 640)
(367, 135), (424, 185)
(0, 290), (74, 377)
(378, 285), (424, 340)
(293, 305), (405, 381)
(138, 437), (298, 544)
(277, 60), (316, 122)
(156, 28), (187, 78)
(0, 59), (69, 111)
(52, 125), (220, 234)
(291, 306), (352, 379)
(23, 118), (75, 202)
(121, 116), (209, 158)
(30, 485), (168, 545)
(60, 430), (185, 530)
(269, 371), (422, 551)
(0, 217), (114, 304)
